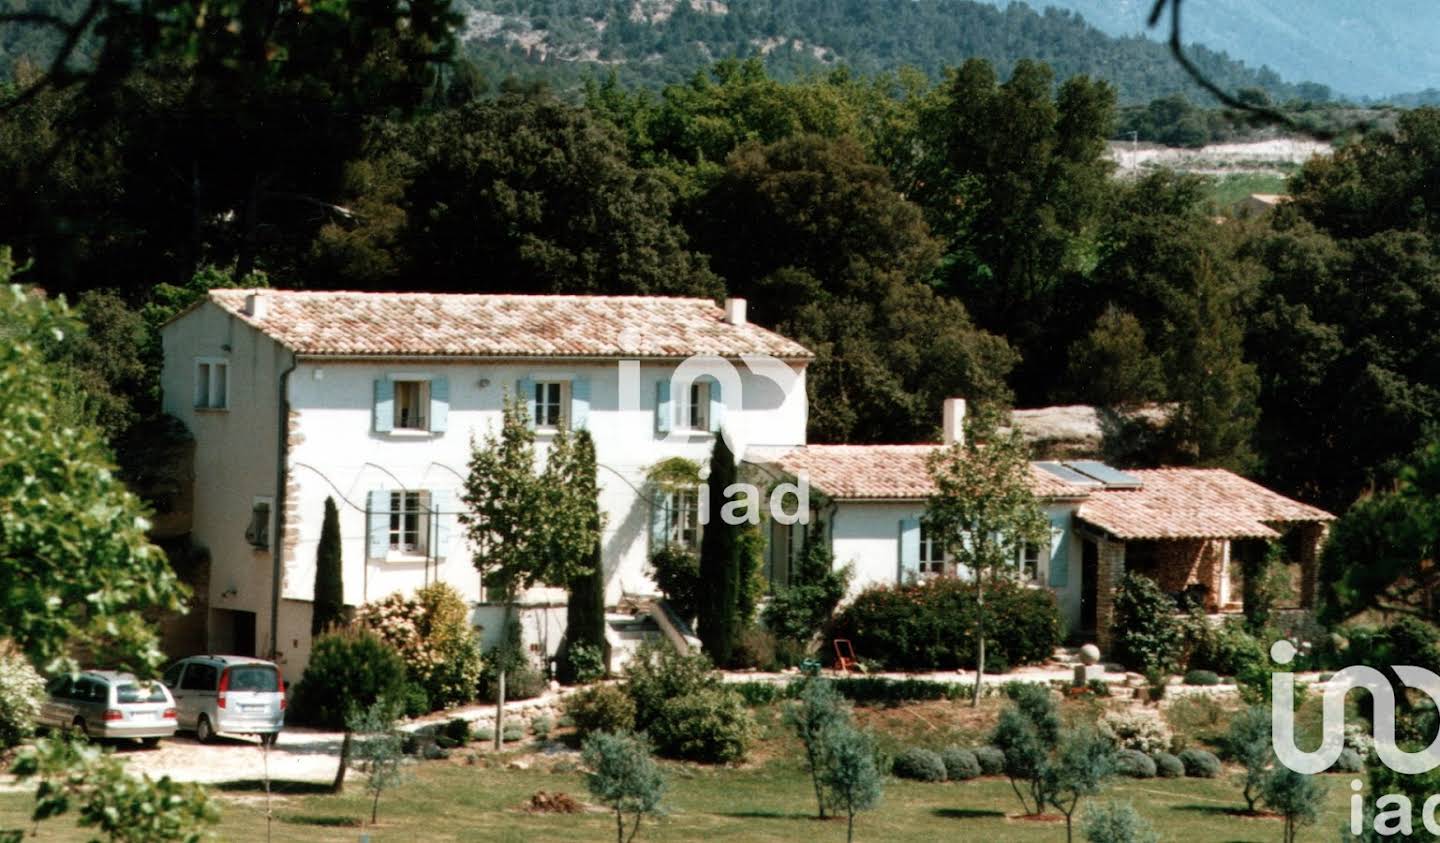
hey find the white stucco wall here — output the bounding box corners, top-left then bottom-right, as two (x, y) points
(161, 301), (286, 658)
(828, 499), (1085, 634)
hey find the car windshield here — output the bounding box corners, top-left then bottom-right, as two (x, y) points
(116, 682), (168, 704)
(227, 665), (279, 692)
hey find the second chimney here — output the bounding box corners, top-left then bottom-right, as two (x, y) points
(724, 297), (747, 326)
(943, 397), (967, 446)
(244, 291), (269, 320)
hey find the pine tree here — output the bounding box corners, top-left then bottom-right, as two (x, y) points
(697, 433), (741, 665)
(311, 496), (345, 637)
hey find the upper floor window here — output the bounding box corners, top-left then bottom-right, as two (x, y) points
(686, 382), (710, 431)
(919, 524), (948, 576)
(194, 358), (229, 410)
(534, 381), (568, 430)
(394, 380), (429, 430)
(389, 491), (430, 555)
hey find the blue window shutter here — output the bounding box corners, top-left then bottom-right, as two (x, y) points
(654, 379), (672, 434)
(429, 377), (449, 434)
(650, 492), (671, 554)
(708, 379), (724, 433)
(571, 376), (591, 430)
(430, 489), (453, 560)
(367, 490), (390, 559)
(517, 378), (536, 429)
(898, 518), (921, 584)
(1048, 521), (1070, 588)
(373, 379), (394, 433)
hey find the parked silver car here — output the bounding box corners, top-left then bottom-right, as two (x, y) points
(38, 671), (178, 746)
(162, 656), (286, 744)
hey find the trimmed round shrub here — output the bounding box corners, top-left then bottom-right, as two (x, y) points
(442, 717), (471, 742)
(1153, 751), (1185, 778)
(0, 642), (45, 749)
(892, 747), (948, 782)
(1098, 709), (1172, 754)
(1178, 748), (1222, 778)
(830, 577), (1061, 671)
(290, 627), (407, 728)
(1183, 670), (1220, 687)
(563, 684), (636, 739)
(973, 746), (1006, 776)
(648, 687), (755, 764)
(502, 724), (524, 742)
(1331, 747), (1365, 773)
(1115, 748), (1157, 779)
(530, 715), (553, 740)
(941, 747), (981, 781)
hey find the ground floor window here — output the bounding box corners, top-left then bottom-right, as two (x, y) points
(919, 524), (948, 577)
(390, 491), (429, 554)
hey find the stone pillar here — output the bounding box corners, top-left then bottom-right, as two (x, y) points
(1295, 522), (1329, 609)
(1095, 539), (1126, 654)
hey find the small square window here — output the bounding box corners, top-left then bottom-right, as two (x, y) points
(534, 381), (568, 430)
(194, 359), (229, 409)
(389, 491), (429, 555)
(245, 499), (272, 549)
(394, 380), (430, 430)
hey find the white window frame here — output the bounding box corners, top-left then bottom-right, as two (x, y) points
(919, 524), (949, 577)
(194, 357), (230, 410)
(666, 489), (701, 551)
(534, 380), (569, 431)
(389, 490), (430, 557)
(246, 496), (273, 550)
(392, 377), (431, 431)
(685, 381), (710, 431)
(1018, 541), (1044, 584)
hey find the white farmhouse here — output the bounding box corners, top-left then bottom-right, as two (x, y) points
(161, 290), (810, 680)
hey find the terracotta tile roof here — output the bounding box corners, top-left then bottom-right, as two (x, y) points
(1075, 468), (1334, 540)
(205, 290), (813, 359)
(751, 445), (1088, 501)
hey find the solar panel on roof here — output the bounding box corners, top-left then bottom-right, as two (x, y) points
(1034, 462), (1102, 486)
(1065, 461), (1144, 489)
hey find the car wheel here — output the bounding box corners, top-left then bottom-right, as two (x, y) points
(259, 732), (279, 748)
(141, 737), (162, 749)
(195, 715), (214, 744)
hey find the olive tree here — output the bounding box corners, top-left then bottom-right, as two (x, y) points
(1047, 727), (1116, 843)
(582, 731), (665, 843)
(783, 676), (854, 819)
(821, 725), (883, 843)
(925, 431), (1048, 705)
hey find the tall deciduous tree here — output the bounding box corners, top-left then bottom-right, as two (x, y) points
(697, 433), (741, 665)
(461, 398), (599, 748)
(312, 496), (345, 637)
(925, 432), (1048, 706)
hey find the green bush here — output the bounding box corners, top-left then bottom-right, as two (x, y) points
(1183, 670), (1220, 686)
(564, 684), (637, 739)
(0, 642), (45, 749)
(1114, 749), (1156, 779)
(731, 626), (780, 671)
(290, 627), (407, 729)
(940, 747), (981, 781)
(892, 747), (948, 782)
(648, 687), (754, 764)
(1081, 799), (1160, 843)
(356, 583), (483, 711)
(973, 746), (1007, 776)
(1113, 574), (1184, 674)
(1152, 752), (1184, 778)
(1188, 619), (1265, 677)
(625, 643), (718, 727)
(761, 529), (849, 652)
(1178, 748), (1221, 778)
(830, 677), (973, 704)
(472, 727), (494, 743)
(1331, 747), (1364, 773)
(650, 546), (702, 622)
(830, 577), (1061, 671)
(530, 715), (553, 740)
(400, 683), (430, 718)
(442, 717), (470, 742)
(732, 681), (784, 706)
(502, 725), (524, 742)
(477, 656), (545, 703)
(562, 642), (606, 685)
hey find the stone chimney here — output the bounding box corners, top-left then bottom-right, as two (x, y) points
(244, 291), (269, 320)
(724, 297), (747, 326)
(943, 397), (967, 446)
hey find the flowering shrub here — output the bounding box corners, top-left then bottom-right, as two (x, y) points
(829, 576), (1061, 671)
(356, 583), (482, 710)
(1098, 709), (1172, 755)
(0, 640), (45, 749)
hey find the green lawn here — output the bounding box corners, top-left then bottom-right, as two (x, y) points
(0, 746), (1356, 842)
(0, 694), (1355, 841)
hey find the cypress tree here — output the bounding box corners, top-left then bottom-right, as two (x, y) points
(697, 433), (740, 665)
(562, 431), (607, 681)
(312, 496), (345, 637)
